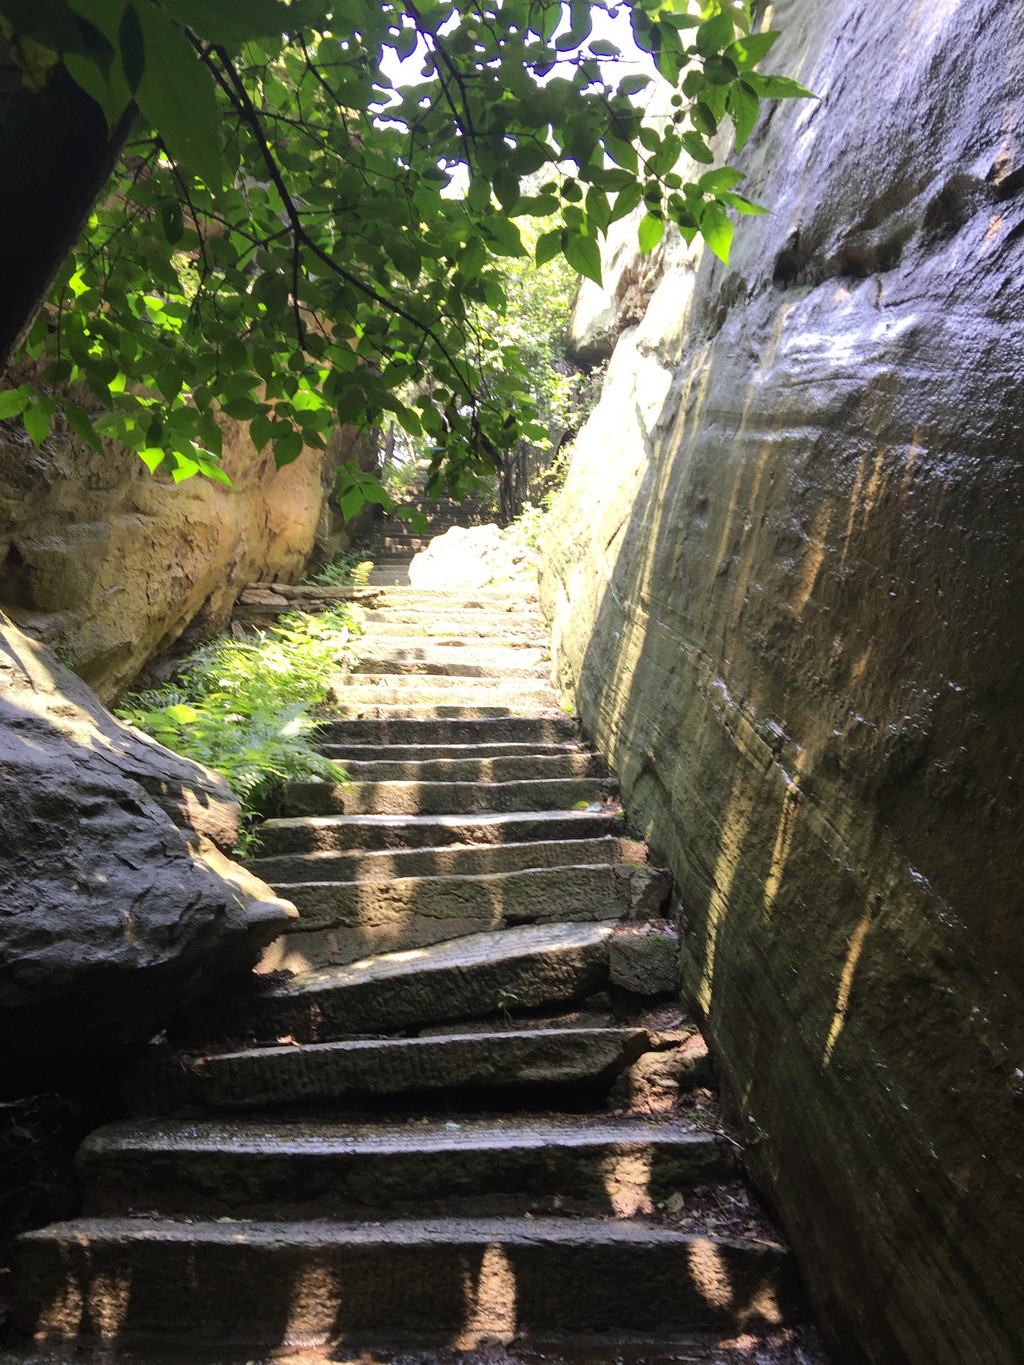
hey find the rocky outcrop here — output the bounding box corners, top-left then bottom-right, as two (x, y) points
(0, 612), (296, 1091)
(0, 385), (371, 701)
(541, 4), (1024, 1364)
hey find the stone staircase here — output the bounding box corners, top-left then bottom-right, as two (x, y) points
(10, 524), (823, 1361)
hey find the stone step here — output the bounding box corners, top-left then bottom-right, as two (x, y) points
(359, 611), (545, 636)
(320, 740), (585, 761)
(15, 1215), (796, 1347)
(328, 702), (565, 720)
(365, 569), (412, 586)
(77, 1114), (737, 1217)
(359, 629), (547, 649)
(336, 753), (609, 784)
(247, 832), (647, 883)
(180, 922), (619, 1043)
(255, 808), (629, 856)
(281, 776), (617, 817)
(273, 863), (665, 938)
(129, 1028), (653, 1112)
(331, 674), (557, 700)
(350, 648), (549, 678)
(315, 715), (579, 745)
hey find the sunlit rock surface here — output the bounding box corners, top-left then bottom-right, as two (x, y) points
(541, 3), (1024, 1362)
(409, 524), (538, 590)
(0, 613), (295, 1087)
(0, 385), (369, 700)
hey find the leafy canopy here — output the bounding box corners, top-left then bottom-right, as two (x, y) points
(0, 0), (808, 506)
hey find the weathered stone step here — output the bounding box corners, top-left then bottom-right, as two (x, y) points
(331, 674), (557, 702)
(188, 922), (618, 1042)
(336, 753), (609, 784)
(15, 1215), (795, 1346)
(130, 1028), (653, 1112)
(281, 776), (616, 817)
(77, 1114), (736, 1216)
(320, 740), (584, 761)
(273, 863), (665, 939)
(350, 648), (549, 678)
(256, 808), (628, 856)
(328, 702), (563, 720)
(248, 832), (646, 883)
(316, 715), (579, 745)
(359, 611), (545, 636)
(365, 569), (412, 586)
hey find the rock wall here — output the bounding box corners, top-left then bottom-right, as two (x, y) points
(0, 385), (369, 701)
(541, 3), (1024, 1363)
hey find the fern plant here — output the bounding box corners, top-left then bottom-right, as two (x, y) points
(118, 605), (361, 835)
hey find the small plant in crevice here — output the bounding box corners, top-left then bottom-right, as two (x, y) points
(118, 605), (363, 840)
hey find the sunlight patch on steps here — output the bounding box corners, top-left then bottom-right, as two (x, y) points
(455, 1242), (518, 1347)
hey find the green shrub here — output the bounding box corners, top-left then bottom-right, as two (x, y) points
(118, 605), (363, 833)
(310, 551), (375, 588)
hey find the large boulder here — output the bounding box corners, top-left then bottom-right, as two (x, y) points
(542, 4), (1024, 1364)
(0, 612), (296, 1091)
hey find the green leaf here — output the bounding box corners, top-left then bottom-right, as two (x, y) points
(134, 2), (224, 189)
(160, 0), (294, 44)
(744, 72), (814, 99)
(273, 430), (304, 466)
(680, 131), (715, 164)
(618, 74), (650, 98)
(23, 396), (57, 447)
(724, 29), (780, 70)
(118, 3), (145, 92)
(535, 229), (563, 266)
(609, 179), (644, 224)
(138, 447), (166, 473)
(700, 201), (734, 264)
(698, 167), (744, 194)
(64, 401), (104, 454)
(159, 197), (185, 245)
(727, 81), (759, 150)
(637, 213), (664, 256)
(696, 10), (735, 55)
(563, 233), (602, 285)
(0, 387), (31, 420)
(719, 190), (767, 215)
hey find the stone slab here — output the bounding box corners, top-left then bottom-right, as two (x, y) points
(255, 809), (629, 857)
(14, 1214), (795, 1346)
(273, 864), (665, 936)
(315, 715), (579, 745)
(336, 754), (609, 784)
(281, 776), (618, 817)
(77, 1114), (737, 1215)
(133, 1028), (653, 1111)
(248, 834), (648, 884)
(183, 922), (617, 1042)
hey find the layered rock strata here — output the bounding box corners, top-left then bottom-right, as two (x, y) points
(541, 3), (1024, 1363)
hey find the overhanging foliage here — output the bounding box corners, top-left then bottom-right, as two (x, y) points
(0, 0), (809, 511)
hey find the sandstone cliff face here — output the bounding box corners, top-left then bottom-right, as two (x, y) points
(0, 396), (363, 701)
(541, 4), (1024, 1362)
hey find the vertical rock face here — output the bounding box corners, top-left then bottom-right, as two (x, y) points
(541, 4), (1024, 1363)
(0, 393), (369, 701)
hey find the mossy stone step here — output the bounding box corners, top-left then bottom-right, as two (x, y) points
(255, 808), (629, 856)
(128, 1028), (653, 1112)
(281, 776), (616, 817)
(179, 922), (618, 1044)
(315, 715), (579, 745)
(320, 740), (584, 761)
(247, 832), (646, 883)
(336, 753), (608, 784)
(77, 1114), (736, 1217)
(15, 1215), (796, 1347)
(273, 862), (667, 937)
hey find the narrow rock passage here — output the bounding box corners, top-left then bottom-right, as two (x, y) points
(12, 513), (826, 1363)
